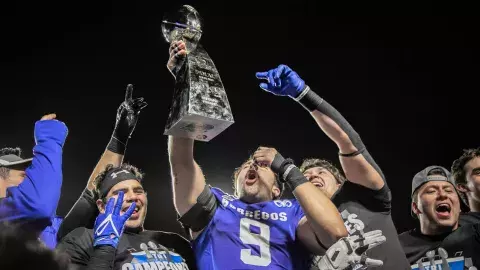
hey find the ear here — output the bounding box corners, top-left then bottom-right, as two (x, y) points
(456, 183), (469, 193)
(96, 199), (106, 213)
(412, 201), (422, 215)
(272, 185), (281, 199)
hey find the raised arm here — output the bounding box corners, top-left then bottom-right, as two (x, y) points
(58, 85), (147, 241)
(0, 114), (68, 225)
(256, 65), (384, 190)
(254, 148), (347, 252)
(168, 137), (206, 216)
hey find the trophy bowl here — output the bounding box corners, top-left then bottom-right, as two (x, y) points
(161, 5), (203, 53)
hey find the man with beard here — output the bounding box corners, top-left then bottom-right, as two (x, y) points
(254, 64), (411, 269)
(398, 166), (479, 269)
(57, 163), (196, 270)
(452, 147), (480, 225)
(168, 41), (350, 270)
(0, 114), (68, 249)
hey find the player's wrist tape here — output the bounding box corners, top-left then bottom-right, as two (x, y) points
(107, 136), (127, 155)
(339, 148), (366, 157)
(293, 86), (324, 112)
(271, 154), (308, 190)
(94, 235), (120, 248)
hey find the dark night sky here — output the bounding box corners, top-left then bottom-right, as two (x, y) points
(1, 1), (478, 236)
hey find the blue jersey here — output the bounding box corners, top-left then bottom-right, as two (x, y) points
(0, 120), (67, 248)
(193, 187), (310, 270)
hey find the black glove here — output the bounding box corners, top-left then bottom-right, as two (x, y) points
(107, 84), (148, 154)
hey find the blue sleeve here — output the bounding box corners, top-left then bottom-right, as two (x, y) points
(39, 216), (64, 249)
(292, 199), (306, 227)
(0, 120), (68, 226)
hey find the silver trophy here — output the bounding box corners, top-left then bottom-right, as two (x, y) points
(162, 5), (234, 141)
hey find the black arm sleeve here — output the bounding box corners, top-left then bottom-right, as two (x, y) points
(57, 188), (98, 241)
(297, 87), (386, 183)
(178, 185), (218, 233)
(85, 246), (116, 270)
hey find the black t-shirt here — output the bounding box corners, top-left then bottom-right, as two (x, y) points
(399, 224), (480, 269)
(57, 227), (196, 270)
(460, 211), (480, 226)
(312, 181), (411, 270)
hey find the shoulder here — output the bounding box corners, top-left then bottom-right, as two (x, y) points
(335, 180), (392, 207)
(142, 230), (193, 255)
(210, 187), (238, 205)
(460, 212), (480, 226)
(143, 230), (190, 244)
(210, 187), (234, 199)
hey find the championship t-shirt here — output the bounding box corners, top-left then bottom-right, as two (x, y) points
(193, 187), (310, 270)
(399, 224), (480, 269)
(58, 227), (195, 270)
(311, 181), (411, 270)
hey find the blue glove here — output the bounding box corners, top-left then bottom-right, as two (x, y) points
(255, 64), (306, 98)
(93, 191), (135, 248)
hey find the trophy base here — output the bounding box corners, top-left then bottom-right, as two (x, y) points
(164, 113), (234, 142)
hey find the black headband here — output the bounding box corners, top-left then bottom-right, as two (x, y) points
(99, 168), (140, 198)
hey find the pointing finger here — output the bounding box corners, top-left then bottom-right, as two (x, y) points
(125, 84), (133, 101)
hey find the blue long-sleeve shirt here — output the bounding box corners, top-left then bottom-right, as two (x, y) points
(0, 119), (68, 248)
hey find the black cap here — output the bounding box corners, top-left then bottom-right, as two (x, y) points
(0, 154), (32, 169)
(411, 165), (470, 217)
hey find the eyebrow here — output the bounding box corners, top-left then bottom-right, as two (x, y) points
(112, 188), (129, 194)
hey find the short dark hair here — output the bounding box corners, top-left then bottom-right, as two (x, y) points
(0, 222), (68, 269)
(232, 157), (283, 199)
(93, 163), (144, 200)
(0, 147), (23, 179)
(299, 158), (346, 184)
(451, 148), (480, 186)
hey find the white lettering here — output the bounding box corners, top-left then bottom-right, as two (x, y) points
(245, 211), (254, 218)
(344, 213), (365, 235)
(122, 263), (135, 270)
(261, 211), (269, 220)
(270, 213), (278, 220)
(237, 208), (245, 215)
(169, 262), (180, 270)
(279, 212), (287, 221)
(254, 210), (261, 219)
(133, 263), (145, 270)
(142, 262), (159, 270)
(229, 204), (237, 210)
(155, 261), (166, 270)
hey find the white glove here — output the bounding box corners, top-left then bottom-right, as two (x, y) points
(315, 230), (386, 270)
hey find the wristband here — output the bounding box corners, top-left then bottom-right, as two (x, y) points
(294, 86), (324, 112)
(339, 148), (365, 157)
(106, 136), (126, 155)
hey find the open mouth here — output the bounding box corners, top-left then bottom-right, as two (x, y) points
(122, 205), (140, 217)
(309, 177), (324, 188)
(245, 169), (257, 185)
(435, 203), (451, 218)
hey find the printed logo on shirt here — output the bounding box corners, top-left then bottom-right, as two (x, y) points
(410, 249), (474, 270)
(221, 197), (288, 222)
(273, 200), (293, 208)
(341, 209), (365, 236)
(120, 241), (189, 270)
